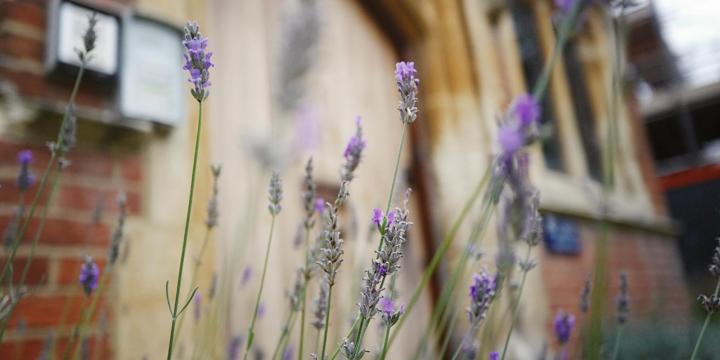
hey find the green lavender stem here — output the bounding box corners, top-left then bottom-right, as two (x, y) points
(244, 215), (277, 360)
(610, 324), (624, 360)
(500, 245), (532, 360)
(0, 64), (86, 287)
(379, 324), (391, 360)
(384, 124), (407, 214)
(166, 102), (204, 360)
(690, 280), (720, 360)
(172, 226), (213, 357)
(298, 226), (313, 360)
(272, 307), (298, 359)
(320, 283), (334, 360)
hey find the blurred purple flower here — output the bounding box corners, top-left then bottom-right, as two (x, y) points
(512, 94), (540, 129)
(193, 292), (202, 321)
(294, 104), (322, 152)
(387, 209), (397, 229)
(314, 198), (325, 214)
(378, 297), (403, 327)
(78, 256), (99, 296)
(282, 345), (294, 360)
(468, 270), (496, 324)
(489, 351), (499, 360)
(554, 310), (575, 344)
(341, 117), (366, 182)
(257, 302), (266, 318)
(16, 150), (34, 192)
(227, 335), (243, 360)
(182, 22), (214, 102)
(241, 266), (252, 288)
(497, 123), (523, 155)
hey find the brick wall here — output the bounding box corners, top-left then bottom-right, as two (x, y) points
(0, 1), (142, 358)
(540, 218), (691, 355)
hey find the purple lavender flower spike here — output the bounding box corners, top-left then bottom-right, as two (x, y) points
(16, 150), (34, 192)
(395, 61), (419, 124)
(512, 93), (541, 129)
(468, 270), (496, 324)
(553, 310), (575, 345)
(489, 351), (500, 360)
(372, 208), (383, 228)
(182, 22), (214, 102)
(341, 117), (366, 182)
(78, 256), (99, 296)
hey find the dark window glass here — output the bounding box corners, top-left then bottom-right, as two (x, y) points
(509, 0), (565, 171)
(563, 41), (603, 180)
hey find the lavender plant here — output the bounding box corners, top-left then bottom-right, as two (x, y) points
(554, 310), (576, 360)
(690, 239), (720, 359)
(244, 171), (283, 359)
(451, 270), (497, 360)
(166, 20), (213, 360)
(0, 14), (98, 342)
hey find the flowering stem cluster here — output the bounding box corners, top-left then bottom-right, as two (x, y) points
(691, 239), (720, 359)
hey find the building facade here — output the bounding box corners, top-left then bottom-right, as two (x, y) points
(0, 0), (690, 358)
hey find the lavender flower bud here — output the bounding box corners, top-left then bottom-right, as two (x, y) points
(489, 351), (500, 360)
(108, 192), (127, 265)
(268, 171), (283, 215)
(521, 188), (543, 247)
(78, 256), (99, 296)
(394, 61), (419, 124)
(16, 150), (34, 192)
(371, 208), (383, 229)
(341, 339), (365, 360)
(76, 13), (98, 64)
(314, 198), (325, 214)
(288, 269), (303, 311)
(553, 310), (575, 345)
(709, 238), (720, 277)
(302, 158), (317, 229)
(616, 271), (629, 324)
(341, 117), (366, 182)
(209, 272), (218, 300)
(282, 346), (294, 360)
(461, 343), (477, 360)
(182, 22), (214, 102)
(3, 206), (22, 249)
(467, 270), (496, 325)
(241, 265), (253, 288)
(55, 103), (77, 155)
(312, 281), (328, 330)
(698, 294), (720, 313)
(206, 165), (222, 229)
(316, 204), (344, 285)
(580, 277), (591, 313)
(497, 123), (523, 155)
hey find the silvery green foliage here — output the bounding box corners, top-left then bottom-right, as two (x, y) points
(616, 271), (629, 324)
(108, 192), (127, 265)
(709, 238), (720, 277)
(342, 339), (365, 360)
(521, 189), (542, 247)
(268, 171), (283, 216)
(205, 165), (221, 229)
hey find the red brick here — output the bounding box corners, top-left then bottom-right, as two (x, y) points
(9, 295), (85, 329)
(58, 185), (141, 215)
(120, 156), (143, 182)
(0, 34), (44, 60)
(62, 150), (115, 178)
(1, 3), (46, 29)
(0, 335), (111, 359)
(0, 176), (50, 208)
(57, 258), (107, 285)
(0, 256), (49, 286)
(0, 216), (110, 246)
